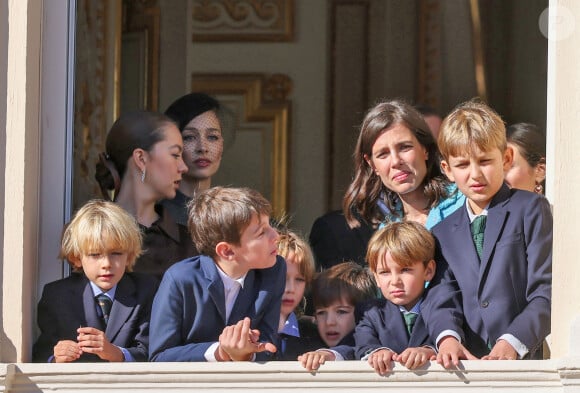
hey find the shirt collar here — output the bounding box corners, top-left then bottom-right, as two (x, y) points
(89, 281), (117, 300)
(399, 297), (423, 314)
(466, 202), (489, 223)
(216, 265), (247, 289)
(279, 312), (300, 337)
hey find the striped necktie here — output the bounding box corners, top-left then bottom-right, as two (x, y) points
(471, 215), (487, 259)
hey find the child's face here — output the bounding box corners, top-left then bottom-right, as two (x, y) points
(74, 249), (128, 292)
(314, 299), (356, 347)
(373, 251), (435, 311)
(365, 123), (429, 198)
(231, 213), (279, 271)
(281, 253), (306, 319)
(441, 145), (512, 214)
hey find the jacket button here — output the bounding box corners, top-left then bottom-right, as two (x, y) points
(481, 301), (489, 308)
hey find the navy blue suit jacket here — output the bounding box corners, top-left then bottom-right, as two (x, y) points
(149, 255), (286, 361)
(32, 272), (157, 362)
(354, 298), (433, 359)
(429, 184), (552, 358)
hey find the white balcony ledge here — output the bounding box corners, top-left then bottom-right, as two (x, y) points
(2, 359), (580, 392)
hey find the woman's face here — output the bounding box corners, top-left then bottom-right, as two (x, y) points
(181, 110), (224, 182)
(144, 123), (188, 200)
(504, 143), (537, 193)
(365, 123), (429, 197)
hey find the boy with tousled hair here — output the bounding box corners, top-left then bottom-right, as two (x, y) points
(426, 100), (552, 367)
(149, 187), (286, 362)
(356, 221), (437, 374)
(33, 200), (157, 362)
(299, 261), (377, 371)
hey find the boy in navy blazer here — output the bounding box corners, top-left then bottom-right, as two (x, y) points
(149, 187), (286, 362)
(32, 200), (157, 362)
(428, 100), (552, 366)
(355, 222), (437, 374)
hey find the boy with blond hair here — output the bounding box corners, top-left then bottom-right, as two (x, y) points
(149, 187), (285, 362)
(33, 200), (157, 362)
(427, 100), (552, 367)
(356, 221), (437, 374)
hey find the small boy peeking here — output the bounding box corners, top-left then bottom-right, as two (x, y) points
(149, 187), (286, 362)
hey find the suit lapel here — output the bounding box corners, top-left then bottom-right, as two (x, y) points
(228, 270), (256, 324)
(450, 208), (480, 275)
(384, 302), (411, 350)
(479, 184), (511, 282)
(105, 275), (136, 341)
(202, 256), (227, 324)
(82, 279), (105, 331)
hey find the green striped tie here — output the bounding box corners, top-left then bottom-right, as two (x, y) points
(471, 215), (487, 259)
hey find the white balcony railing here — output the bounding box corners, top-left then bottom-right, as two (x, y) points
(2, 359), (580, 392)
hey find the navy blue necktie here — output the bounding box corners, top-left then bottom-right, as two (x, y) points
(96, 294), (112, 325)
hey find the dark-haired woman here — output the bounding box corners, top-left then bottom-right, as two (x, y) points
(96, 111), (197, 278)
(343, 99), (464, 230)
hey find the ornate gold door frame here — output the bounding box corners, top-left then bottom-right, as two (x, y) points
(192, 73), (291, 217)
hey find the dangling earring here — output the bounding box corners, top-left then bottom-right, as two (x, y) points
(424, 280), (430, 289)
(297, 296), (307, 317)
(534, 183), (543, 194)
(141, 168), (146, 183)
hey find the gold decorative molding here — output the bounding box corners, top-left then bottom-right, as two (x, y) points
(469, 0), (487, 102)
(192, 0), (294, 42)
(192, 73), (291, 217)
(121, 0), (160, 111)
(73, 0), (119, 210)
(417, 0), (442, 110)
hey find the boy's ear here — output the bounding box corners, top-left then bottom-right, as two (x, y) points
(503, 145), (514, 171)
(440, 160), (455, 182)
(215, 241), (235, 260)
(424, 259), (436, 281)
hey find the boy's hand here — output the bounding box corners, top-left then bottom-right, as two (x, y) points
(367, 348), (396, 375)
(298, 350), (335, 371)
(395, 347), (436, 370)
(481, 340), (517, 360)
(219, 317), (277, 361)
(77, 326), (124, 362)
(53, 340), (82, 363)
(436, 336), (478, 368)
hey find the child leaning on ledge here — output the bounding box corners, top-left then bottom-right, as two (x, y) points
(425, 100), (552, 367)
(148, 186), (286, 362)
(355, 221), (437, 375)
(299, 261), (377, 371)
(32, 200), (157, 363)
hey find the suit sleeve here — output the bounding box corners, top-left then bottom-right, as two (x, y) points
(149, 269), (211, 362)
(255, 257), (286, 361)
(419, 239), (466, 343)
(353, 308), (385, 359)
(504, 196), (552, 354)
(32, 285), (61, 362)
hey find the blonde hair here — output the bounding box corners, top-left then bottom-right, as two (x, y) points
(187, 187), (271, 258)
(277, 230), (316, 285)
(312, 262), (377, 310)
(59, 200), (142, 272)
(366, 221), (435, 273)
(438, 99), (507, 161)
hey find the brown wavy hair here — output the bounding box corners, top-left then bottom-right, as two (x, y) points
(342, 99), (450, 228)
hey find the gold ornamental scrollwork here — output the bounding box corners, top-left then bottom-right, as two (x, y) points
(192, 0), (294, 42)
